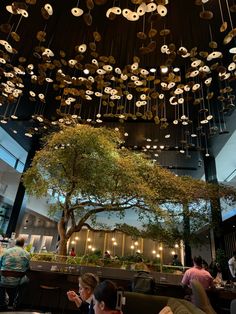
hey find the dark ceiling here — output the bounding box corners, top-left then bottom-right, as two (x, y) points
(0, 0), (235, 163)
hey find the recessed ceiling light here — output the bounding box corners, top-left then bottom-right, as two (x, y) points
(160, 65), (168, 74)
(150, 68), (156, 73)
(83, 69), (89, 74)
(173, 67), (180, 72)
(25, 133), (33, 137)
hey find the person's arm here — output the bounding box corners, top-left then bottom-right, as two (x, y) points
(67, 290), (83, 308)
(208, 273), (215, 288)
(181, 270), (189, 287)
(228, 259), (235, 278)
(181, 271), (192, 298)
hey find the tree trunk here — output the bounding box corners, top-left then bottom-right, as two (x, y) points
(183, 202), (192, 267)
(203, 155), (225, 254)
(58, 236), (68, 256)
(57, 216), (68, 256)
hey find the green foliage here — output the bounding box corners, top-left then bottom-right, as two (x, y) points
(80, 252), (103, 265)
(22, 124), (236, 254)
(66, 256), (82, 265)
(31, 253), (55, 261)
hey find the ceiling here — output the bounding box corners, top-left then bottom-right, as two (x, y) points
(0, 0), (236, 164)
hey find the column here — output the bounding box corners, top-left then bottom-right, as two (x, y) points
(203, 154), (225, 253)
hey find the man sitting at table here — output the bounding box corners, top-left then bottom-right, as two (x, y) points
(181, 256), (214, 302)
(0, 237), (30, 311)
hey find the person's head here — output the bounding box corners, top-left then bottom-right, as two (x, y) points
(202, 259), (208, 269)
(15, 237), (25, 247)
(233, 251), (236, 259)
(193, 256), (203, 267)
(71, 247), (75, 251)
(173, 254), (178, 260)
(93, 280), (123, 314)
(78, 273), (99, 301)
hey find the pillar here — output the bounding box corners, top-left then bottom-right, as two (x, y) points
(203, 154), (225, 253)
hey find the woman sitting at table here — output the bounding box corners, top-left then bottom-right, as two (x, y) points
(67, 272), (99, 314)
(93, 280), (124, 314)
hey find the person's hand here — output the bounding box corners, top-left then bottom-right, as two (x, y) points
(67, 291), (82, 307)
(67, 290), (77, 301)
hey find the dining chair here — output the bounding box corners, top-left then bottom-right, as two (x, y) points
(230, 299), (236, 314)
(0, 270), (27, 309)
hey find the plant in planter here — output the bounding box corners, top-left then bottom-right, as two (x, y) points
(23, 124), (236, 256)
(31, 253), (55, 262)
(80, 250), (103, 266)
(66, 256), (82, 265)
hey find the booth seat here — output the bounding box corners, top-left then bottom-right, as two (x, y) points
(124, 292), (206, 314)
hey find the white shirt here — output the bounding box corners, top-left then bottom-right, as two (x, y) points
(228, 256), (236, 278)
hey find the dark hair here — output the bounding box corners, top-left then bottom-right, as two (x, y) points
(233, 251), (236, 256)
(193, 256), (203, 267)
(15, 237), (25, 247)
(79, 273), (99, 291)
(94, 280), (123, 310)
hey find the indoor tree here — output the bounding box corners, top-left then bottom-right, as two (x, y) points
(23, 124), (236, 255)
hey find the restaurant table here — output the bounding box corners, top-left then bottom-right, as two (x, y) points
(207, 286), (236, 313)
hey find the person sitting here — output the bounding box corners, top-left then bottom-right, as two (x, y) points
(93, 280), (124, 314)
(131, 256), (150, 272)
(172, 254), (182, 266)
(67, 272), (99, 314)
(0, 237), (30, 311)
(104, 251), (111, 259)
(181, 255), (214, 303)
